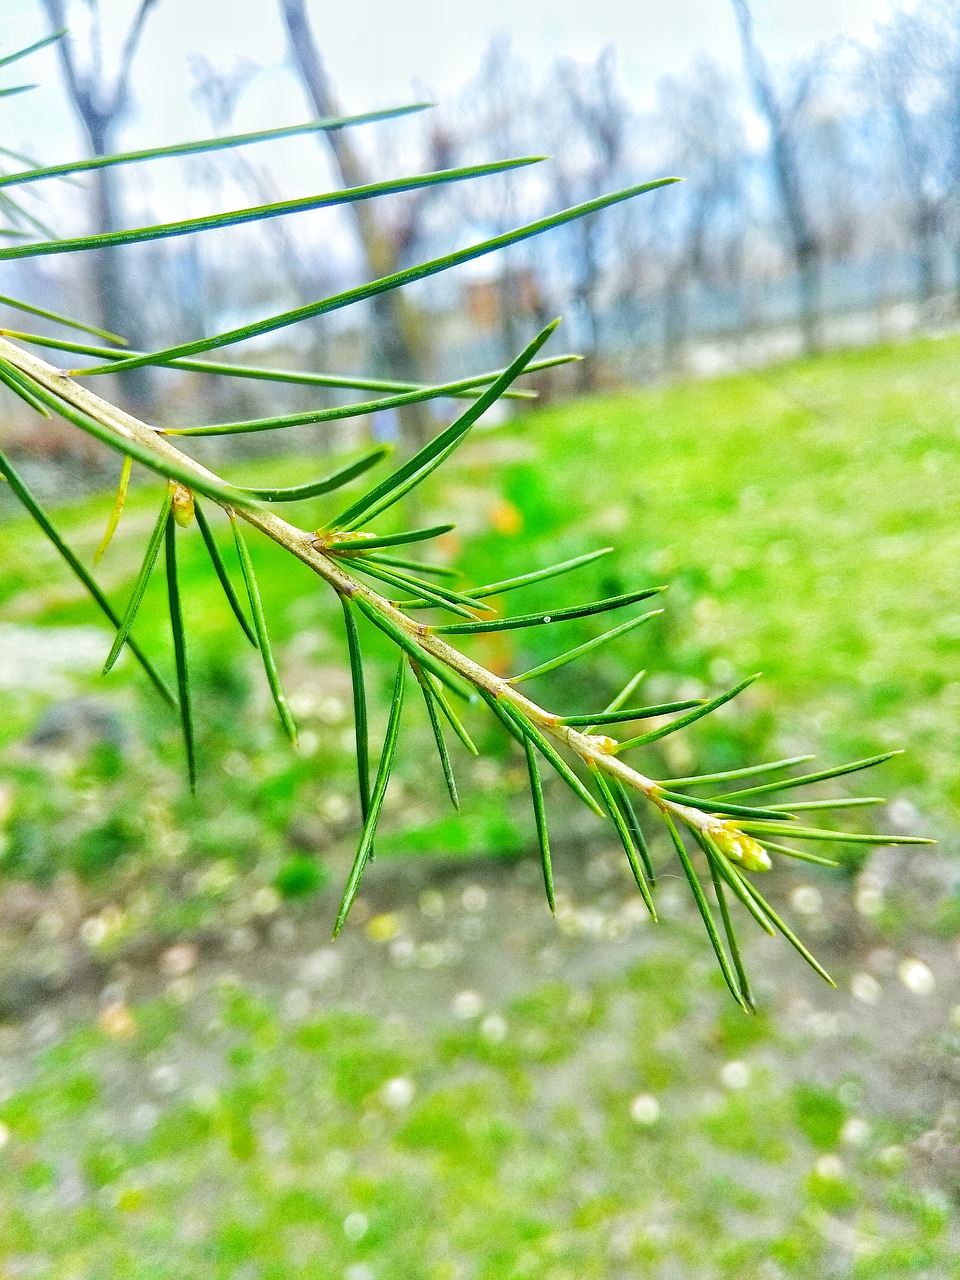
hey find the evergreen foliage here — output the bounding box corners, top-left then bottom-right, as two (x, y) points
(0, 31), (930, 1004)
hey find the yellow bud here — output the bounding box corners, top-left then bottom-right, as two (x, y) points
(97, 1001), (137, 1040)
(366, 912), (401, 943)
(172, 483), (195, 528)
(313, 530), (376, 552)
(710, 822), (771, 872)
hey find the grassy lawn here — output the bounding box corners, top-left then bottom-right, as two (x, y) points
(1, 939), (955, 1280)
(0, 332), (959, 1276)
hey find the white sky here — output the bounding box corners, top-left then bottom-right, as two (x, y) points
(4, 0), (900, 157)
(1, 0), (903, 296)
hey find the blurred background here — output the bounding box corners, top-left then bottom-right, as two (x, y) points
(1, 1), (960, 1276)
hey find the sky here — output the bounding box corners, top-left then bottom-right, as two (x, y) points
(5, 0), (901, 157)
(1, 0), (904, 293)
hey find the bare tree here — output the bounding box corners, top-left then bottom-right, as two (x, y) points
(546, 48), (631, 389)
(187, 56), (336, 352)
(277, 0), (450, 445)
(441, 38), (553, 372)
(39, 0), (160, 408)
(648, 59), (752, 369)
(447, 43), (638, 391)
(939, 6), (960, 311)
(864, 1), (960, 319)
(730, 0), (822, 353)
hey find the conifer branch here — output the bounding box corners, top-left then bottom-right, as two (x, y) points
(0, 333), (931, 1001)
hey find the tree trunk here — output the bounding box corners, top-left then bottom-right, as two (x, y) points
(662, 269), (689, 375)
(278, 0), (431, 447)
(796, 239), (821, 356)
(915, 205), (938, 320)
(87, 123), (153, 409)
(730, 0), (821, 356)
(40, 0), (158, 413)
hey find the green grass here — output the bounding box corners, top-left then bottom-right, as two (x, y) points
(0, 951), (955, 1279)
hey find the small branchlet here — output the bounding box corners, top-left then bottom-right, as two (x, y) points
(0, 53), (932, 1005)
(0, 333), (934, 1007)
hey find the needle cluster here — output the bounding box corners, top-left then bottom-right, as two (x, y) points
(0, 33), (931, 1006)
